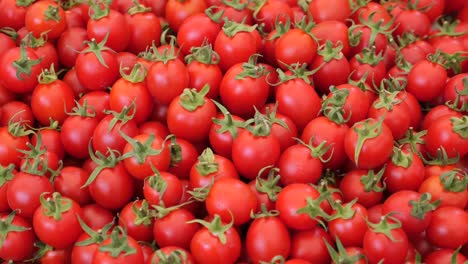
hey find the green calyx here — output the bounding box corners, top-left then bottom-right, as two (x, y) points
(409, 192), (441, 220)
(391, 147), (414, 169)
(187, 214), (234, 244)
(168, 137), (182, 167)
(38, 64), (59, 84)
(81, 33), (115, 68)
(150, 32), (179, 64)
(423, 147), (459, 166)
(427, 49), (468, 74)
(89, 0), (111, 20)
(266, 17), (291, 41)
(131, 200), (154, 226)
(58, 0), (83, 10)
(195, 148), (219, 176)
(244, 107), (287, 137)
(321, 86), (351, 125)
(222, 19), (257, 38)
(352, 118), (386, 166)
(127, 0), (152, 15)
(296, 196), (330, 230)
(355, 46), (384, 66)
(185, 43), (220, 65)
(15, 0), (34, 7)
(104, 103), (137, 132)
(351, 11), (395, 47)
(204, 5), (224, 23)
(276, 62), (319, 85)
(366, 214), (403, 242)
(119, 131), (169, 164)
(328, 199), (358, 222)
(67, 100), (97, 118)
(293, 16), (317, 39)
(98, 226), (137, 258)
(432, 18), (467, 38)
(325, 236), (366, 264)
(12, 44), (42, 81)
(295, 137), (333, 163)
(221, 0), (248, 11)
(375, 77), (407, 93)
(0, 211), (30, 248)
(0, 27), (18, 42)
(120, 63), (147, 83)
(255, 166), (282, 202)
(44, 5), (61, 22)
(0, 164), (15, 188)
(397, 128), (426, 158)
(17, 133), (55, 177)
(146, 169), (168, 205)
(21, 32), (47, 49)
(251, 204), (279, 219)
(82, 147), (121, 188)
(372, 90), (404, 111)
(39, 192), (73, 221)
(446, 77), (468, 112)
(75, 216), (113, 247)
(440, 169), (468, 193)
(187, 178), (214, 202)
(211, 100), (245, 139)
(150, 249), (188, 264)
(179, 84), (210, 112)
(318, 41), (344, 63)
(360, 167), (386, 193)
(235, 54), (267, 80)
(451, 116), (468, 139)
(7, 112), (34, 137)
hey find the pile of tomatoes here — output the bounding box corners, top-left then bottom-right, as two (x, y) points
(0, 0), (467, 263)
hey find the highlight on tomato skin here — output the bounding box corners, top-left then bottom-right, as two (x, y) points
(0, 0), (467, 263)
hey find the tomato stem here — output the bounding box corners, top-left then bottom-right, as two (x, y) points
(39, 192), (73, 221)
(98, 227), (137, 258)
(12, 44), (43, 81)
(0, 211), (30, 248)
(409, 193), (440, 220)
(186, 214), (233, 245)
(195, 148), (219, 176)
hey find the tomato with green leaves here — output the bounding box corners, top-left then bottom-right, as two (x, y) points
(92, 227), (144, 264)
(214, 20), (260, 72)
(0, 44), (42, 94)
(419, 169), (468, 209)
(252, 0), (293, 33)
(425, 248), (468, 264)
(425, 115), (468, 159)
(147, 246), (195, 264)
(311, 20), (351, 58)
(124, 1), (161, 54)
(189, 215), (241, 264)
(25, 0), (67, 40)
(33, 192), (83, 249)
(167, 138), (199, 180)
(384, 148), (425, 193)
(21, 32), (59, 70)
(349, 47), (386, 87)
(363, 215), (409, 264)
(0, 120), (31, 168)
(167, 85), (217, 143)
(71, 219), (113, 264)
(407, 53), (448, 102)
(245, 208), (291, 263)
(118, 200), (154, 242)
(0, 212), (35, 261)
(143, 170), (183, 207)
(339, 168), (385, 208)
(328, 199), (368, 248)
(344, 117), (394, 169)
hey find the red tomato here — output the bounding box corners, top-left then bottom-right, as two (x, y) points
(0, 212), (35, 261)
(25, 0), (67, 40)
(289, 227), (332, 264)
(426, 206), (468, 249)
(153, 208), (200, 250)
(328, 201), (368, 247)
(125, 6), (161, 54)
(92, 227), (144, 264)
(340, 169), (385, 208)
(165, 0), (207, 32)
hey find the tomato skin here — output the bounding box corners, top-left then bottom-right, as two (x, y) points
(56, 27), (88, 70)
(0, 213), (35, 261)
(308, 0), (350, 23)
(33, 195), (83, 250)
(87, 9), (130, 53)
(349, 54), (386, 87)
(88, 163), (135, 210)
(76, 49), (119, 92)
(275, 183), (323, 230)
(190, 219), (242, 264)
(384, 151), (425, 193)
(276, 79), (321, 131)
(125, 10), (161, 54)
(215, 28), (260, 72)
(81, 204), (115, 230)
(118, 200), (154, 242)
(92, 232), (144, 264)
(7, 172), (54, 219)
(407, 60), (448, 102)
(153, 208), (200, 250)
(0, 46), (42, 94)
(0, 0), (29, 30)
(31, 80), (75, 126)
(311, 51), (350, 95)
(54, 166), (92, 206)
(165, 0), (207, 32)
(72, 232), (101, 264)
(0, 127), (30, 168)
(419, 173), (468, 209)
(426, 206), (468, 249)
(363, 225), (409, 264)
(339, 169), (384, 208)
(167, 93), (217, 143)
(208, 113), (244, 159)
(328, 202), (368, 247)
(177, 13), (222, 55)
(25, 1), (67, 40)
(246, 215), (290, 263)
(277, 144), (324, 185)
(368, 95), (411, 140)
(167, 138), (199, 180)
(187, 60), (223, 99)
(219, 63), (270, 118)
(92, 114), (139, 155)
(425, 249), (468, 264)
(61, 115), (99, 159)
(0, 101), (34, 127)
(275, 29), (317, 68)
(189, 153), (239, 189)
(425, 115), (468, 159)
(344, 118), (394, 169)
(231, 129), (281, 180)
(147, 246), (195, 264)
(146, 59), (190, 105)
(290, 227), (332, 264)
